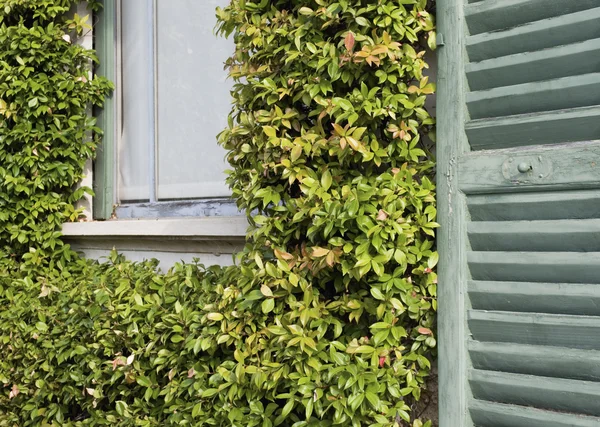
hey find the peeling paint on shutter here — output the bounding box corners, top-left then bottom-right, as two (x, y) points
(437, 1), (600, 426)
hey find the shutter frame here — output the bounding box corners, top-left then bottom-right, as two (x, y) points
(437, 0), (471, 425)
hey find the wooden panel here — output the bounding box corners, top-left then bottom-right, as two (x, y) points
(469, 400), (600, 427)
(93, 0), (117, 219)
(469, 370), (600, 417)
(466, 7), (600, 62)
(467, 190), (600, 221)
(466, 40), (600, 92)
(465, 0), (599, 35)
(459, 142), (600, 194)
(469, 341), (600, 381)
(468, 310), (600, 350)
(468, 219), (600, 251)
(465, 106), (600, 150)
(469, 281), (600, 315)
(467, 73), (600, 119)
(468, 251), (600, 283)
(436, 0), (471, 425)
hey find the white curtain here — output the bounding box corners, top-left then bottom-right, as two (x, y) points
(156, 0), (232, 200)
(119, 0), (154, 202)
(119, 0), (232, 203)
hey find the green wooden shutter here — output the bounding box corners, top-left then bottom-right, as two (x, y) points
(438, 1), (600, 426)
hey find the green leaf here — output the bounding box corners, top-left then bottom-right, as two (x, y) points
(136, 376), (152, 387)
(321, 170), (332, 190)
(291, 145), (302, 162)
(260, 284), (273, 297)
(202, 388), (219, 398)
(171, 335), (185, 343)
(428, 251), (439, 269)
(348, 393), (365, 411)
(263, 126), (277, 137)
(262, 298), (274, 314)
(298, 7), (313, 15)
(207, 312), (224, 321)
(280, 399), (294, 418)
(115, 401), (128, 416)
(370, 287), (385, 301)
(355, 17), (369, 26)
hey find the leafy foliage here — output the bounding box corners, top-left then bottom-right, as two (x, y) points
(213, 0), (437, 424)
(0, 0), (436, 426)
(0, 0), (110, 258)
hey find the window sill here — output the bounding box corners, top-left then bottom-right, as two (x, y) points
(61, 216), (248, 239)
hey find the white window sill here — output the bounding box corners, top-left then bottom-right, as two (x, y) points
(61, 216), (248, 239)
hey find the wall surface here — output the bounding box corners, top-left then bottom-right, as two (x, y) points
(62, 217), (247, 269)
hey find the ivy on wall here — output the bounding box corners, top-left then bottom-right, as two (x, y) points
(0, 1), (437, 426)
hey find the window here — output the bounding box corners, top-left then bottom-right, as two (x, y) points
(93, 0), (237, 219)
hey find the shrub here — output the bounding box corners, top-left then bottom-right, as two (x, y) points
(213, 0), (437, 424)
(0, 0), (111, 259)
(0, 0), (436, 426)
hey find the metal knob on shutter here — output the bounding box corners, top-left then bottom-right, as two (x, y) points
(501, 155), (552, 184)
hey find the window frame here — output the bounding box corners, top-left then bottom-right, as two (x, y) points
(93, 0), (238, 221)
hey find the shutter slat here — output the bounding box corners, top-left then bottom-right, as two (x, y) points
(469, 370), (600, 417)
(467, 7), (600, 62)
(468, 251), (600, 283)
(465, 0), (598, 35)
(469, 281), (600, 316)
(459, 144), (600, 195)
(467, 73), (600, 119)
(468, 190), (600, 221)
(465, 106), (600, 150)
(468, 310), (600, 350)
(469, 399), (600, 427)
(466, 39), (600, 92)
(468, 219), (600, 251)
(469, 341), (600, 382)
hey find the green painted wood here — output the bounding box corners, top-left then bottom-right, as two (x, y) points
(469, 400), (600, 427)
(436, 0), (471, 425)
(468, 310), (600, 350)
(469, 370), (600, 417)
(468, 190), (600, 221)
(468, 251), (600, 283)
(93, 0), (117, 219)
(468, 219), (600, 252)
(469, 281), (600, 316)
(460, 142), (600, 194)
(465, 0), (599, 35)
(441, 0), (600, 423)
(465, 106), (600, 150)
(466, 7), (600, 62)
(466, 39), (600, 92)
(467, 73), (600, 119)
(469, 341), (600, 381)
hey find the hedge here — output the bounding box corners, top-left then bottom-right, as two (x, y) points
(0, 1), (437, 426)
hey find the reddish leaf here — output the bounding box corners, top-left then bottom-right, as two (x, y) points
(311, 247), (329, 257)
(9, 384), (19, 399)
(345, 32), (355, 52)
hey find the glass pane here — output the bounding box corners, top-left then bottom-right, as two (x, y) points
(119, 0), (153, 202)
(156, 0), (232, 200)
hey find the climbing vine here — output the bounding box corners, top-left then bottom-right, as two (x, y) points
(0, 1), (437, 426)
